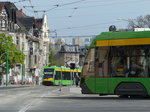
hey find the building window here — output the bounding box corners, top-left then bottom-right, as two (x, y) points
(35, 55), (37, 64)
(0, 20), (6, 28)
(2, 20), (6, 28)
(16, 37), (19, 45)
(29, 55), (31, 65)
(2, 14), (6, 19)
(44, 32), (47, 38)
(0, 13), (6, 19)
(0, 21), (1, 27)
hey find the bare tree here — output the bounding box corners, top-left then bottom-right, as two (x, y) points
(144, 15), (150, 27)
(127, 15), (150, 29)
(136, 16), (145, 27)
(127, 19), (137, 29)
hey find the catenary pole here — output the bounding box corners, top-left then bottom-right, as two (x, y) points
(5, 40), (8, 86)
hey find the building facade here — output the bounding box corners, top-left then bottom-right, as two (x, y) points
(57, 44), (80, 68)
(0, 2), (50, 85)
(72, 37), (83, 46)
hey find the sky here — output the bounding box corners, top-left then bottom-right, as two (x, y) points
(2, 0), (150, 40)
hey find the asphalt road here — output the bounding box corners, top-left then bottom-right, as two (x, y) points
(0, 85), (150, 112)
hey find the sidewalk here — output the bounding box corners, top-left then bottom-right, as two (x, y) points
(69, 85), (81, 94)
(0, 84), (33, 90)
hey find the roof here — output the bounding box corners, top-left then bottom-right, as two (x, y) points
(91, 31), (150, 47)
(44, 66), (60, 69)
(35, 18), (43, 29)
(59, 44), (80, 53)
(17, 9), (27, 17)
(1, 2), (17, 21)
(43, 66), (81, 72)
(17, 17), (43, 32)
(17, 17), (34, 30)
(0, 2), (30, 30)
(0, 3), (4, 11)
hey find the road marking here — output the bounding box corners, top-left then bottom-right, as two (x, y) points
(18, 89), (58, 112)
(18, 98), (39, 112)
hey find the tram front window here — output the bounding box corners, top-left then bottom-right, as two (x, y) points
(43, 69), (54, 78)
(82, 48), (95, 77)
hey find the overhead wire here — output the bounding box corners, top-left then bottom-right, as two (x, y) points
(22, 0), (86, 14)
(47, 0), (149, 11)
(58, 0), (86, 7)
(19, 0), (142, 18)
(68, 7), (78, 18)
(21, 0), (149, 18)
(13, 0), (150, 37)
(28, 0), (39, 17)
(13, 0), (29, 4)
(56, 21), (122, 31)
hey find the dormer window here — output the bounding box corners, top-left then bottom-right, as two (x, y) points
(1, 20), (6, 28)
(0, 19), (6, 28)
(2, 14), (6, 19)
(0, 13), (6, 19)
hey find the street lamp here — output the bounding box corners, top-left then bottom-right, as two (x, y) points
(117, 18), (131, 22)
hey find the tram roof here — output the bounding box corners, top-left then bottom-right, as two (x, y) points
(91, 31), (150, 47)
(43, 66), (81, 72)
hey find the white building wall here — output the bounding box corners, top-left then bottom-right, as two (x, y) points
(72, 37), (83, 46)
(41, 14), (49, 38)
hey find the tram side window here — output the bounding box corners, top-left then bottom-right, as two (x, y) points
(145, 47), (150, 77)
(129, 46), (150, 77)
(82, 48), (95, 77)
(109, 46), (126, 77)
(55, 71), (61, 80)
(97, 47), (109, 77)
(62, 72), (71, 80)
(110, 45), (150, 77)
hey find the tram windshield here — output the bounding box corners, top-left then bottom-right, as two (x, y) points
(43, 69), (54, 78)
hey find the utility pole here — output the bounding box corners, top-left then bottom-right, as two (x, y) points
(59, 66), (63, 91)
(5, 40), (8, 86)
(22, 64), (25, 85)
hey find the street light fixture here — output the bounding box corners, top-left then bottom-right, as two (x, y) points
(117, 18), (130, 22)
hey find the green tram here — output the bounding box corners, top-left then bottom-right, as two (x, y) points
(80, 31), (150, 97)
(42, 66), (81, 86)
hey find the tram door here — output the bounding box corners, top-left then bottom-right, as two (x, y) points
(95, 47), (109, 94)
